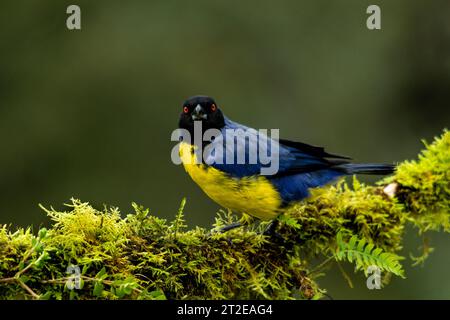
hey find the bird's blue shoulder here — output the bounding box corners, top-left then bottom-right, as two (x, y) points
(205, 117), (292, 177)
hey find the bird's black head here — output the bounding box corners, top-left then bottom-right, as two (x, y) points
(178, 95), (225, 137)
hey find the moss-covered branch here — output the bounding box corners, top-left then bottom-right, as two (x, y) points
(0, 130), (449, 300)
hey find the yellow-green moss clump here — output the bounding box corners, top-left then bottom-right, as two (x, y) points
(0, 130), (449, 300)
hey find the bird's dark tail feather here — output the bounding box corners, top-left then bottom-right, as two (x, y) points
(338, 163), (396, 175)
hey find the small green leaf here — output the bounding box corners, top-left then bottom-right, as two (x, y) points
(19, 275), (31, 284)
(93, 282), (104, 297)
(33, 251), (49, 269)
(149, 290), (166, 300)
(78, 278), (85, 290)
(115, 287), (125, 298)
(81, 264), (89, 275)
(95, 267), (108, 280)
(69, 290), (77, 300)
(278, 215), (301, 229)
(39, 291), (52, 300)
(38, 228), (48, 239)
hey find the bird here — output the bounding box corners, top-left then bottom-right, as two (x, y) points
(177, 95), (394, 229)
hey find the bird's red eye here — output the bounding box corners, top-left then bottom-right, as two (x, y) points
(211, 104), (217, 111)
(183, 106), (189, 113)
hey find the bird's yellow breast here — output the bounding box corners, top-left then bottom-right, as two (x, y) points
(179, 142), (282, 220)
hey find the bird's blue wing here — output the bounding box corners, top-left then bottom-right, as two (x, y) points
(205, 118), (349, 178)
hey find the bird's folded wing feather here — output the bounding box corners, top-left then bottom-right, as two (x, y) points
(205, 121), (350, 178)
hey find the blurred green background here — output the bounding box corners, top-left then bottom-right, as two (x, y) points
(0, 0), (449, 299)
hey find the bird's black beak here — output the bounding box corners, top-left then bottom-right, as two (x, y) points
(191, 104), (207, 121)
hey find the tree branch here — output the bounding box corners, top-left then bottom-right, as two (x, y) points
(0, 130), (448, 300)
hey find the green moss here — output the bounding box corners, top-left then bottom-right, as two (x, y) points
(387, 129), (450, 233)
(0, 130), (449, 300)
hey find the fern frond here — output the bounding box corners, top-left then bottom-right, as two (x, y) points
(335, 232), (405, 278)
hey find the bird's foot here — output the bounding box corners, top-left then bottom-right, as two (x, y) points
(218, 222), (243, 233)
(207, 222), (243, 237)
(205, 222), (243, 240)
